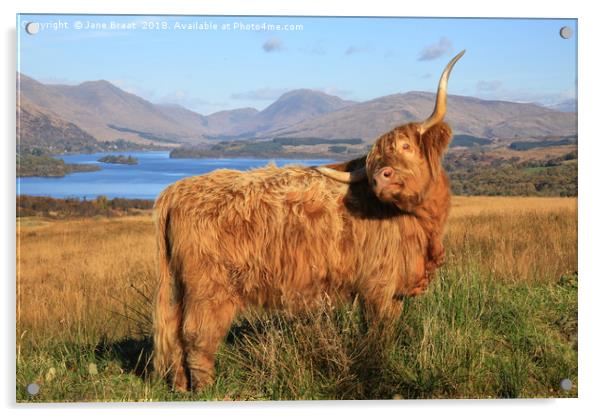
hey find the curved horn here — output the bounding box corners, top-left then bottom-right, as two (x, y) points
(312, 166), (366, 183)
(419, 50), (465, 134)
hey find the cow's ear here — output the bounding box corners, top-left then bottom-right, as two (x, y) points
(420, 122), (452, 177)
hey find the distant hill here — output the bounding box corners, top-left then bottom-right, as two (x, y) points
(17, 98), (99, 153)
(251, 89), (356, 133)
(155, 103), (209, 133)
(18, 74), (577, 148)
(544, 99), (577, 113)
(204, 107), (259, 138)
(18, 74), (208, 144)
(202, 89), (355, 138)
(265, 92), (577, 142)
(18, 75), (356, 145)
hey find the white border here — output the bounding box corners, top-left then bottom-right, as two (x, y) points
(3, 1), (600, 416)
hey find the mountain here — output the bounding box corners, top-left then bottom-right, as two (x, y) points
(18, 74), (208, 144)
(18, 75), (355, 144)
(205, 107), (259, 137)
(155, 103), (209, 132)
(251, 89), (355, 133)
(17, 97), (99, 152)
(265, 91), (577, 142)
(203, 89), (355, 138)
(545, 99), (577, 113)
(19, 74), (577, 148)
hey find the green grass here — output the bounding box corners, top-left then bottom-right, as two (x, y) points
(16, 268), (578, 402)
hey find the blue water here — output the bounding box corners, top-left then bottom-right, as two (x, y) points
(17, 151), (335, 200)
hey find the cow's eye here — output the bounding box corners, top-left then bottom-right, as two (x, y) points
(402, 143), (410, 150)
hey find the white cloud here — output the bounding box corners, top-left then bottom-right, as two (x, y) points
(109, 78), (156, 101)
(263, 37), (283, 52)
(316, 86), (354, 99)
(345, 44), (370, 55)
(418, 37), (453, 61)
(37, 76), (79, 85)
(231, 87), (289, 101)
(159, 90), (224, 111)
(476, 80), (503, 92)
(475, 87), (576, 107)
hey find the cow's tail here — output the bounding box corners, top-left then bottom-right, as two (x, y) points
(152, 189), (182, 381)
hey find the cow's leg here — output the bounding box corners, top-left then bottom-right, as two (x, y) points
(409, 249), (432, 296)
(361, 288), (403, 328)
(169, 336), (188, 392)
(427, 236), (445, 269)
(153, 272), (187, 391)
(181, 291), (238, 391)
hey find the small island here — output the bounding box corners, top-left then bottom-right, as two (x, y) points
(98, 155), (139, 165)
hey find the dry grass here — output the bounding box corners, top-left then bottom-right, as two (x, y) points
(447, 196), (577, 283)
(17, 216), (156, 344)
(15, 196), (578, 401)
(450, 196), (576, 217)
(16, 196), (577, 343)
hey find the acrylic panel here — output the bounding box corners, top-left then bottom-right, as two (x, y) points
(16, 14), (577, 402)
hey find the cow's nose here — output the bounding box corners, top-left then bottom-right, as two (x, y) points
(373, 167), (394, 187)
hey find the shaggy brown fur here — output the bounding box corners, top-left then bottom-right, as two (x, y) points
(326, 121), (453, 293)
(153, 48), (464, 391)
(152, 121), (453, 392)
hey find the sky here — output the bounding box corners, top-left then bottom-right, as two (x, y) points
(17, 14), (577, 115)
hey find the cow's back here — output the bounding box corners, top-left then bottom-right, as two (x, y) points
(155, 165), (356, 308)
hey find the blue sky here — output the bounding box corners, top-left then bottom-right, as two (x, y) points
(17, 14), (577, 114)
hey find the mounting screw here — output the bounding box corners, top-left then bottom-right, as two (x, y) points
(559, 26), (573, 39)
(25, 22), (39, 35)
(560, 378), (573, 391)
(26, 383), (40, 396)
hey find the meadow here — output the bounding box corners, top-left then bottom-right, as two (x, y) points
(16, 196), (578, 401)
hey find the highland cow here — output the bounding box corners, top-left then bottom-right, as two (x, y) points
(153, 51), (464, 391)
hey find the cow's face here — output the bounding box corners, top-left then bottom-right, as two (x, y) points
(366, 122), (451, 211)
